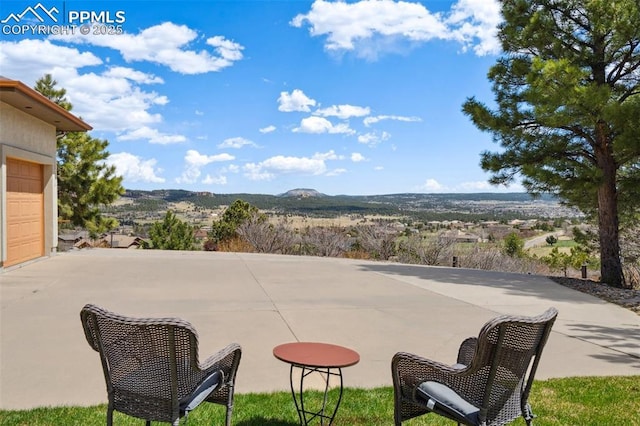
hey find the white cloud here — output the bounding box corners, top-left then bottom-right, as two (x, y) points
(293, 116), (355, 134)
(419, 178), (445, 192)
(103, 66), (164, 84)
(314, 104), (371, 119)
(202, 174), (228, 185)
(50, 70), (169, 131)
(446, 0), (501, 55)
(106, 152), (165, 183)
(278, 89), (317, 112)
(351, 152), (367, 162)
(243, 150), (340, 181)
(417, 179), (525, 193)
(223, 164), (240, 173)
(265, 156), (327, 173)
(177, 150), (235, 184)
(291, 0), (501, 59)
(291, 0), (448, 59)
(326, 168), (347, 176)
(358, 131), (391, 146)
(186, 150), (235, 166)
(118, 126), (186, 144)
(207, 35), (244, 62)
(217, 137), (257, 149)
(0, 39), (102, 84)
(259, 125), (276, 133)
(0, 39), (173, 132)
(243, 163), (275, 181)
(457, 180), (525, 192)
(313, 150), (342, 161)
(456, 180), (492, 192)
(364, 114), (422, 126)
(53, 22), (244, 74)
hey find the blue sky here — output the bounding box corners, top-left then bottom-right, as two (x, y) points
(1, 0), (523, 195)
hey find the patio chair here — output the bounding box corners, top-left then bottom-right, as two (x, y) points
(80, 304), (242, 426)
(391, 307), (557, 426)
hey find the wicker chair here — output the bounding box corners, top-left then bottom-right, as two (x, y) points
(391, 307), (557, 426)
(80, 304), (242, 426)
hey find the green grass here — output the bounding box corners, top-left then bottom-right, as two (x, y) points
(1, 377), (638, 425)
(527, 239), (579, 258)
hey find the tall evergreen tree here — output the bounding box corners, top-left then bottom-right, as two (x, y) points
(34, 74), (124, 230)
(34, 74), (72, 111)
(463, 0), (640, 287)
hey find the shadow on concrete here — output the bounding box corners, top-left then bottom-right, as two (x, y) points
(357, 263), (594, 304)
(567, 323), (640, 363)
(587, 352), (640, 368)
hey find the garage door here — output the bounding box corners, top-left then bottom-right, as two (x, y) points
(6, 158), (44, 266)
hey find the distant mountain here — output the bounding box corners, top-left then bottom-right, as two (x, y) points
(279, 188), (326, 198)
(112, 189), (580, 221)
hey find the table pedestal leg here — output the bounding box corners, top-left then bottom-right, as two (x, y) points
(288, 364), (344, 425)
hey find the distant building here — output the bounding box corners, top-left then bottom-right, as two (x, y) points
(480, 221), (500, 227)
(97, 234), (146, 249)
(194, 228), (209, 241)
(444, 230), (482, 243)
(58, 231), (90, 252)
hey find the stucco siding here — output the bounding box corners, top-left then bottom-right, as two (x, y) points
(0, 102), (58, 267)
(0, 103), (56, 156)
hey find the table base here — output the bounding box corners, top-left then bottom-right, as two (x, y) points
(288, 364), (345, 425)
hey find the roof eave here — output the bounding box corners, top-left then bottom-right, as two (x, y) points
(0, 79), (92, 132)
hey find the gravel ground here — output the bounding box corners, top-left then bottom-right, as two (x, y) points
(549, 276), (640, 315)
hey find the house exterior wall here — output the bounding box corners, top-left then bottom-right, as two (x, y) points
(0, 102), (58, 268)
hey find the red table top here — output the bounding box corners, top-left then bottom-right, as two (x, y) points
(273, 342), (360, 368)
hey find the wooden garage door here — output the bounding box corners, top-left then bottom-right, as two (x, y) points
(6, 158), (44, 267)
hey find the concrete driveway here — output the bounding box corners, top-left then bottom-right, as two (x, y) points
(1, 249), (638, 409)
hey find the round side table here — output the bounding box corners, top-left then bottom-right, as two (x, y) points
(273, 342), (360, 425)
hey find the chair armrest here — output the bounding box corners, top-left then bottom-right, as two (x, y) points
(392, 348), (496, 410)
(392, 351), (468, 399)
(456, 337), (477, 366)
(200, 343), (242, 384)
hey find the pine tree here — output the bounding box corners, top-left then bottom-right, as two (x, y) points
(148, 211), (196, 250)
(462, 0), (640, 287)
(34, 74), (124, 230)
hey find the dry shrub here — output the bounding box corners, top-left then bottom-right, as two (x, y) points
(621, 226), (640, 289)
(396, 232), (456, 265)
(356, 223), (399, 260)
(301, 226), (353, 257)
(343, 249), (371, 260)
(216, 237), (254, 253)
(623, 264), (640, 289)
(238, 213), (299, 254)
(457, 243), (549, 275)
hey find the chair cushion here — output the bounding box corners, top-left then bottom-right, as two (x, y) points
(179, 370), (223, 414)
(416, 381), (480, 426)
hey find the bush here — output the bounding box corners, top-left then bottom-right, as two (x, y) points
(503, 232), (525, 257)
(148, 210), (196, 250)
(458, 243), (549, 275)
(396, 232), (456, 265)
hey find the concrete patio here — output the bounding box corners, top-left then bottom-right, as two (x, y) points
(1, 249), (639, 410)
